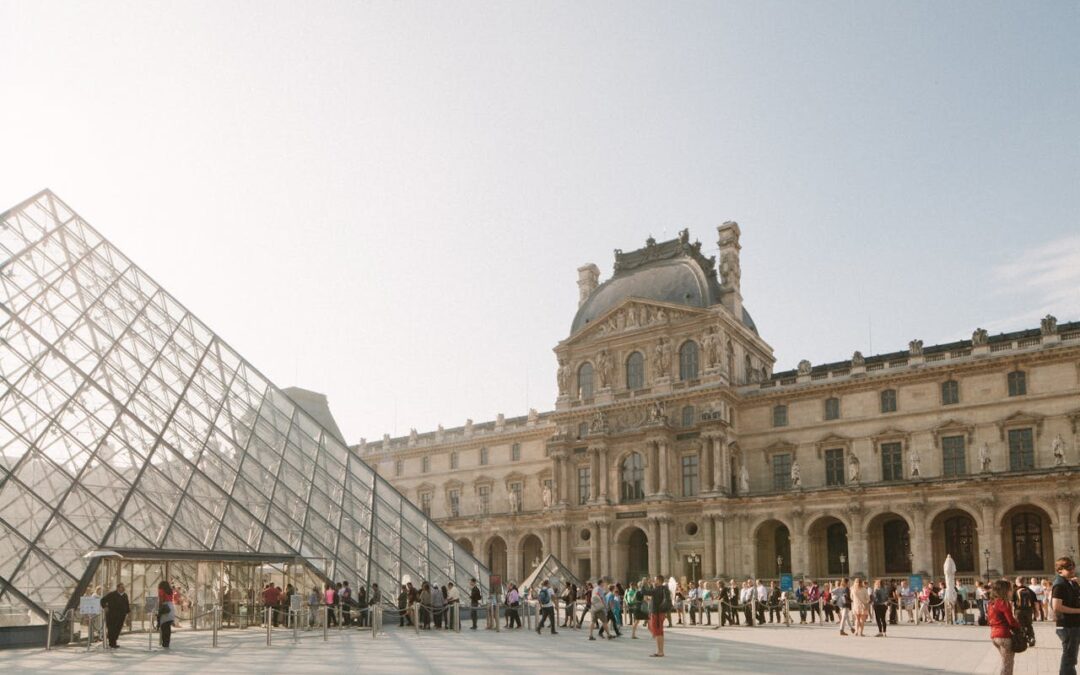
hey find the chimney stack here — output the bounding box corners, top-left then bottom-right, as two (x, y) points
(577, 264), (600, 307)
(717, 221), (742, 318)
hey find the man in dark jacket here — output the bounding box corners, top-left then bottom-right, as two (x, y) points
(1013, 576), (1037, 647)
(100, 582), (130, 649)
(468, 578), (482, 629)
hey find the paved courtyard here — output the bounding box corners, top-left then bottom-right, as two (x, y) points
(0, 620), (1069, 674)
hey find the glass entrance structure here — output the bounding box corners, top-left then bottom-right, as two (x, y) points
(0, 190), (488, 633)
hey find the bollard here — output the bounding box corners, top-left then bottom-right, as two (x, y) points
(413, 605), (419, 636)
(86, 616), (92, 652)
(784, 596), (791, 627)
(293, 610), (299, 644)
(337, 604), (343, 632)
(45, 611), (53, 651)
(213, 606), (220, 648)
(323, 606), (329, 642)
(455, 603), (461, 633)
(266, 607), (272, 646)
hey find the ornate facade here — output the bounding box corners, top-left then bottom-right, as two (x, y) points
(360, 225), (1080, 586)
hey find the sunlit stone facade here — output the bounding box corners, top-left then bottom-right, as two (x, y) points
(363, 225), (1080, 586)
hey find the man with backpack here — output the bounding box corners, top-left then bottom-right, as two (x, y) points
(645, 574), (671, 657)
(588, 579), (610, 641)
(1014, 576), (1037, 647)
(468, 578), (482, 629)
(536, 580), (558, 635)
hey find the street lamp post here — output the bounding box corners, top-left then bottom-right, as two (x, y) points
(983, 548), (991, 582)
(686, 554), (700, 582)
(776, 555), (783, 579)
(839, 553), (847, 577)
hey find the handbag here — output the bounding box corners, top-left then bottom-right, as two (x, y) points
(1010, 628), (1028, 654)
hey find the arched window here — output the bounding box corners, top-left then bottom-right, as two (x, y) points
(827, 522), (849, 575)
(774, 526), (792, 573)
(944, 515), (976, 571)
(578, 362), (594, 399)
(621, 452), (645, 503)
(626, 352), (644, 390)
(883, 519), (911, 573)
(1012, 512), (1045, 571)
(679, 341), (699, 381)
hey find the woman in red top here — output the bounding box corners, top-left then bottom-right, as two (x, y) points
(987, 578), (1021, 675)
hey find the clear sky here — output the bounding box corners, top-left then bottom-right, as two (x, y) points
(2, 1), (1077, 444)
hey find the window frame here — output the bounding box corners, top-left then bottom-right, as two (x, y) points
(511, 442), (521, 462)
(578, 362), (594, 399)
(681, 405), (696, 428)
(620, 452), (645, 503)
(824, 448), (846, 486)
(421, 456), (430, 473)
(773, 404), (788, 428)
(577, 465), (591, 505)
(771, 452), (792, 491)
(449, 451), (458, 470)
(880, 441), (903, 482)
(1008, 371), (1027, 397)
(626, 351), (645, 390)
(449, 489), (461, 517)
(681, 453), (700, 497)
(479, 446), (488, 465)
(824, 397), (840, 421)
(880, 389), (897, 413)
(941, 435), (966, 477)
(941, 379), (959, 406)
(1008, 428), (1035, 471)
(679, 340), (700, 381)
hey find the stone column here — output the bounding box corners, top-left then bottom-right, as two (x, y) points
(702, 435), (715, 493)
(659, 517), (671, 576)
(560, 524), (570, 565)
(589, 522), (600, 577)
(979, 495), (1001, 577)
(599, 447), (609, 504)
(590, 448), (601, 502)
(714, 514), (726, 576)
(600, 521), (611, 577)
(1057, 492), (1076, 561)
(720, 440), (732, 494)
(702, 515), (715, 577)
(790, 509), (806, 577)
(648, 517), (660, 576)
(563, 453), (573, 505)
(643, 440), (655, 496)
(509, 543), (522, 583)
(909, 503), (930, 576)
(847, 505), (867, 578)
(658, 440), (670, 496)
(549, 524), (561, 560)
(552, 455), (563, 504)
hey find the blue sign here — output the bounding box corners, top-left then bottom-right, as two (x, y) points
(780, 574), (793, 592)
(909, 575), (923, 592)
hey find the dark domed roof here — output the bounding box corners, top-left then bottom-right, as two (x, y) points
(570, 230), (758, 335)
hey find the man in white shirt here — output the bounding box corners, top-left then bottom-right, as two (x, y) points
(739, 581), (754, 626)
(755, 579), (768, 624)
(445, 582), (460, 630)
(899, 581), (916, 623)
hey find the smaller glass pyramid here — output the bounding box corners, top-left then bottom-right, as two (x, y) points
(520, 554), (582, 595)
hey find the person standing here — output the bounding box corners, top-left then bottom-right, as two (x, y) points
(419, 582), (432, 629)
(588, 579), (609, 641)
(1052, 556), (1080, 675)
(851, 578), (870, 637)
(157, 581), (176, 649)
(468, 578), (482, 630)
(645, 574), (671, 657)
(340, 581), (352, 627)
(356, 586), (368, 628)
(324, 583), (337, 627)
(871, 579), (889, 637)
(307, 586), (320, 629)
(535, 580), (558, 635)
(100, 583), (130, 649)
(1012, 577), (1036, 647)
(987, 578), (1020, 675)
(432, 583), (445, 629)
(836, 578), (852, 635)
(445, 582), (459, 630)
(768, 582), (781, 624)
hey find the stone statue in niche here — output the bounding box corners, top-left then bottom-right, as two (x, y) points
(978, 443), (992, 473)
(654, 338), (672, 378)
(909, 446), (921, 478)
(645, 401), (666, 424)
(972, 328), (989, 346)
(596, 349), (612, 389)
(541, 484), (552, 509)
(790, 460), (801, 489)
(739, 463), (750, 494)
(556, 358), (570, 395)
(508, 489), (520, 514)
(797, 360), (811, 376)
(703, 326), (720, 368)
(852, 351), (865, 367)
(1053, 434), (1067, 466)
(848, 454), (861, 483)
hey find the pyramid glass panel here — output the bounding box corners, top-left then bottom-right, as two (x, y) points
(0, 190), (488, 624)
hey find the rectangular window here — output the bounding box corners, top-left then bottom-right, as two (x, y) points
(479, 447), (488, 465)
(1008, 428), (1034, 471)
(772, 453), (792, 491)
(577, 466), (590, 505)
(509, 481), (522, 510)
(942, 436), (966, 477)
(941, 380), (959, 405)
(681, 454), (700, 497)
(881, 442), (903, 481)
(1008, 371), (1027, 397)
(421, 456), (430, 473)
(824, 397), (840, 421)
(478, 486), (491, 515)
(681, 406), (696, 428)
(825, 448), (845, 486)
(450, 452), (458, 470)
(394, 459), (403, 477)
(511, 443), (521, 461)
(880, 389), (897, 413)
(449, 489), (460, 518)
(773, 405), (788, 428)
(420, 492), (432, 517)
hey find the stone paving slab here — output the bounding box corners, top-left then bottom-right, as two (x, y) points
(0, 620), (1068, 674)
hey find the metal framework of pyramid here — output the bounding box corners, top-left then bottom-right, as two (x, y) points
(0, 190), (489, 624)
(520, 554), (581, 594)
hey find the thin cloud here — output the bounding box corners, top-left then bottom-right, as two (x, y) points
(986, 234), (1080, 332)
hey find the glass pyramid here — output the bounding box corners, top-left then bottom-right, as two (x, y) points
(0, 190), (488, 624)
(520, 554), (581, 595)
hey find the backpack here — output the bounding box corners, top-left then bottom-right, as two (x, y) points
(539, 588), (550, 605)
(657, 586), (673, 613)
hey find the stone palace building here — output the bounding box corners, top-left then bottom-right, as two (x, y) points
(358, 224), (1080, 586)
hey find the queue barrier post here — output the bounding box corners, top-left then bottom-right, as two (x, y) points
(266, 607), (272, 646)
(45, 610), (54, 651)
(322, 606), (329, 642)
(213, 606), (220, 647)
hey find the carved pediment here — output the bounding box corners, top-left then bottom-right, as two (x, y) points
(504, 471), (527, 486)
(763, 439), (797, 463)
(444, 479), (464, 492)
(931, 419), (975, 448)
(568, 298), (709, 345)
(871, 426), (910, 453)
(415, 482), (435, 495)
(472, 474), (495, 490)
(997, 411), (1045, 440)
(814, 432), (851, 458)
